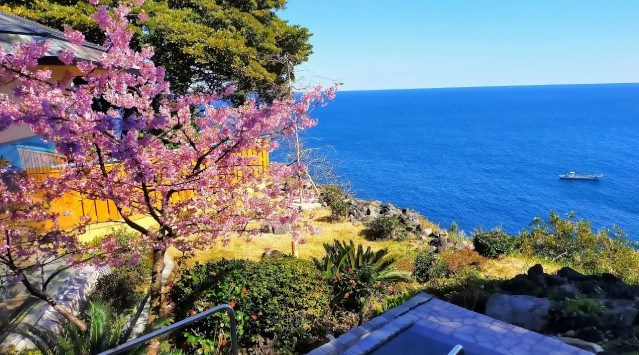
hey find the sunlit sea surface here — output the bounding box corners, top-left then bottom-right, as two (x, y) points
(298, 84), (639, 239)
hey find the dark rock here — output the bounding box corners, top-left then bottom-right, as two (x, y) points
(527, 264), (544, 279)
(525, 264), (547, 289)
(485, 294), (551, 332)
(261, 249), (285, 258)
(554, 337), (604, 354)
(576, 326), (603, 343)
(544, 274), (566, 286)
(606, 281), (634, 299)
(429, 236), (450, 250)
(379, 203), (393, 215)
(272, 224), (291, 235)
(608, 299), (635, 308)
(557, 267), (587, 281)
(365, 206), (379, 218)
(501, 274), (540, 294)
(557, 284), (580, 297)
(260, 224), (273, 234)
(601, 273), (619, 283)
(575, 280), (600, 295)
(602, 302), (638, 328)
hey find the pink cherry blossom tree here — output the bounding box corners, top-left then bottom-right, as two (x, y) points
(0, 169), (95, 331)
(0, 0), (335, 328)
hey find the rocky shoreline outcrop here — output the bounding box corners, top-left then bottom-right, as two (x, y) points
(344, 197), (459, 252)
(485, 264), (639, 354)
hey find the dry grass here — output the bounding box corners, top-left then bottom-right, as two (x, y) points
(80, 207), (561, 282)
(479, 254), (563, 280)
(165, 207), (563, 281)
(166, 207), (430, 271)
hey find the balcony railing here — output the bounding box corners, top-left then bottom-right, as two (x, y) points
(98, 304), (238, 355)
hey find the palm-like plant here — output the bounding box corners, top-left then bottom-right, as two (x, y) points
(10, 302), (141, 355)
(312, 240), (407, 280)
(313, 240), (409, 323)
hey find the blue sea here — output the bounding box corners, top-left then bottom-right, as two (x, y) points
(305, 84), (639, 239)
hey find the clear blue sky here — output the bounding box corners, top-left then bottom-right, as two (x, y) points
(279, 0), (639, 91)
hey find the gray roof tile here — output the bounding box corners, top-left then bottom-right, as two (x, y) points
(0, 10), (104, 62)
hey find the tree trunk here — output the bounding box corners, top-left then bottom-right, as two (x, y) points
(20, 275), (88, 332)
(147, 247), (166, 326)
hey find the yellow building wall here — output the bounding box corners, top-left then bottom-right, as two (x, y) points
(2, 64), (272, 232)
(27, 148), (270, 232)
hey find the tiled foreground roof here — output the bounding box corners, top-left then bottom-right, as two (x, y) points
(0, 10), (104, 61)
(309, 293), (590, 355)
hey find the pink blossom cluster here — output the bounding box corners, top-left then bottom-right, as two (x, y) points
(0, 0), (335, 288)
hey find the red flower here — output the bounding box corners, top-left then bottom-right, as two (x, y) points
(205, 307), (211, 311)
(221, 339), (227, 346)
(347, 268), (353, 273)
(230, 299), (236, 308)
(252, 315), (258, 320)
(242, 289), (248, 295)
(189, 309), (196, 316)
(344, 293), (350, 299)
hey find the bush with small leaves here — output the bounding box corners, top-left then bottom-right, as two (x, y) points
(548, 294), (603, 333)
(365, 215), (406, 241)
(321, 186), (350, 222)
(519, 212), (639, 283)
(440, 248), (485, 275)
(473, 230), (513, 258)
(413, 251), (436, 283)
(171, 257), (330, 353)
(88, 267), (146, 314)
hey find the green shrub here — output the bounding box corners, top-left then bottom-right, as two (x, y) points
(365, 215), (406, 241)
(321, 186), (349, 222)
(473, 230), (513, 258)
(445, 268), (491, 313)
(89, 266), (146, 314)
(549, 294), (603, 333)
(519, 212), (639, 283)
(412, 251), (436, 283)
(440, 248), (485, 275)
(171, 257), (330, 353)
(11, 302), (133, 355)
(372, 289), (417, 316)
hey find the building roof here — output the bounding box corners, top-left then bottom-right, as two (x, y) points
(0, 10), (104, 63)
(309, 293), (589, 355)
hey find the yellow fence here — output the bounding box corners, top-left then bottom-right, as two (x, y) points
(19, 147), (270, 231)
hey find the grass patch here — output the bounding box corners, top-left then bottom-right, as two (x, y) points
(479, 253), (563, 280)
(167, 208), (429, 272)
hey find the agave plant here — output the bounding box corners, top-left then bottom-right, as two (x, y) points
(312, 240), (407, 281)
(313, 240), (409, 323)
(10, 301), (147, 355)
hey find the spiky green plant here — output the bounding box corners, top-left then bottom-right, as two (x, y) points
(312, 240), (407, 280)
(313, 240), (409, 322)
(10, 302), (141, 355)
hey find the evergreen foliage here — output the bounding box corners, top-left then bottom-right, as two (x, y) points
(0, 0), (312, 101)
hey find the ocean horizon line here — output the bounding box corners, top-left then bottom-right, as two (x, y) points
(334, 81), (639, 93)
